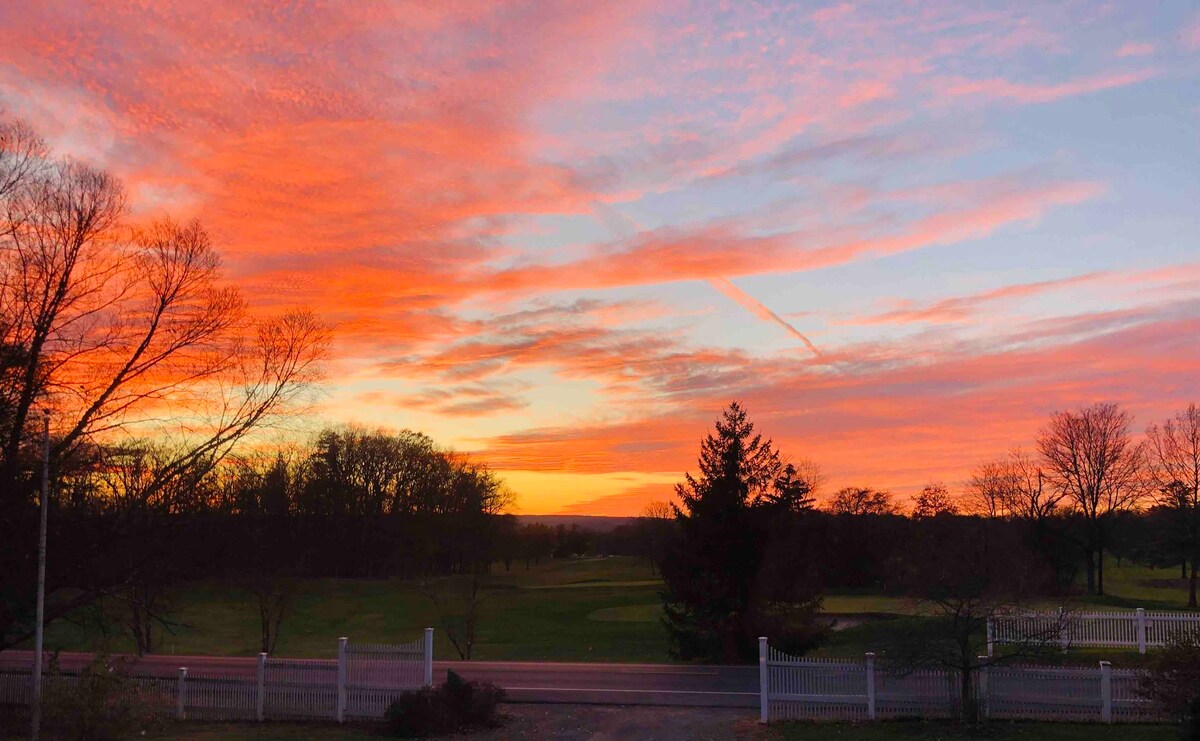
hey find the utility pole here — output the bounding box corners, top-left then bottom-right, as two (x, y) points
(30, 410), (49, 741)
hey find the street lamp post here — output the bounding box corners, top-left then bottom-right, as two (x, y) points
(30, 410), (49, 741)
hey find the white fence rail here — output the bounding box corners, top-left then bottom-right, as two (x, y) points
(990, 607), (1200, 655)
(759, 638), (1162, 724)
(0, 630), (433, 723)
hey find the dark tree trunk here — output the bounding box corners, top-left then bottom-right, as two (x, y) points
(1190, 556), (1198, 609)
(1084, 548), (1096, 594)
(960, 667), (977, 724)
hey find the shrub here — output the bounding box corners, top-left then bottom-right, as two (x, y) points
(1137, 630), (1200, 739)
(41, 655), (167, 741)
(384, 670), (505, 738)
(384, 686), (449, 738)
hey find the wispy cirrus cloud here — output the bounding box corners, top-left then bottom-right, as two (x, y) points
(845, 272), (1108, 326)
(2, 0), (1193, 515)
(1115, 42), (1156, 58)
(938, 69), (1159, 105)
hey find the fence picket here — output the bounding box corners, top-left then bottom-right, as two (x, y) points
(992, 608), (1200, 654)
(760, 641), (1164, 724)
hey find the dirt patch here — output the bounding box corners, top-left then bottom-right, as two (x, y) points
(448, 704), (768, 740)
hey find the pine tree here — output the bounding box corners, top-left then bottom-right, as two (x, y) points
(661, 402), (824, 662)
(674, 401), (780, 519)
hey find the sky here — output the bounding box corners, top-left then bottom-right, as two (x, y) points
(1, 1), (1198, 515)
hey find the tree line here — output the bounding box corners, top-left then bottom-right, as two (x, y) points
(0, 117), (513, 655)
(651, 399), (1200, 667)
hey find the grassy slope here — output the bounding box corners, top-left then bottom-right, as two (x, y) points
(30, 558), (1197, 664)
(37, 557), (668, 662)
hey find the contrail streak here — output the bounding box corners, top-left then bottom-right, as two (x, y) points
(708, 277), (822, 358)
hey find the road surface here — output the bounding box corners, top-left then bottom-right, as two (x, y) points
(0, 650), (759, 707)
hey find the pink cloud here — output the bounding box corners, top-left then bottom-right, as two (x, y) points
(939, 69), (1157, 104)
(475, 176), (1103, 296)
(846, 272), (1108, 325)
(1183, 14), (1200, 52)
(1115, 41), (1155, 58)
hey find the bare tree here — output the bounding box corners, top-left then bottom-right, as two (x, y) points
(789, 456), (827, 499)
(1146, 403), (1200, 607)
(0, 118), (330, 650)
(911, 482), (958, 519)
(828, 486), (898, 516)
(968, 448), (1063, 522)
(967, 458), (1012, 519)
(0, 117), (47, 206)
(241, 571), (295, 655)
(1002, 448), (1063, 523)
(1037, 403), (1145, 595)
(420, 573), (492, 660)
(640, 500), (673, 520)
(637, 500), (675, 574)
(0, 118), (329, 500)
(883, 519), (1069, 724)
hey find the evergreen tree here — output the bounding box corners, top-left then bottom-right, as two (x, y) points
(759, 463), (816, 513)
(661, 402), (824, 662)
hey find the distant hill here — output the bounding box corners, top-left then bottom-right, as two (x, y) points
(515, 514), (638, 532)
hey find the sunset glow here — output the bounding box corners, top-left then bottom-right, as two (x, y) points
(5, 1), (1198, 514)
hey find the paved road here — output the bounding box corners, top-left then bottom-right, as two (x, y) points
(0, 651), (759, 707)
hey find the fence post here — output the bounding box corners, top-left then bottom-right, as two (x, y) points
(986, 618), (994, 658)
(977, 657), (989, 721)
(1136, 608), (1147, 654)
(1058, 606), (1069, 652)
(176, 667), (187, 721)
(337, 637), (347, 723)
(865, 652), (877, 720)
(758, 637), (768, 724)
(424, 628), (434, 687)
(1099, 661), (1112, 723)
(256, 652), (266, 722)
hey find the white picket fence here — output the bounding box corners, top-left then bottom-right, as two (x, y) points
(758, 639), (1162, 724)
(1, 630), (433, 723)
(990, 607), (1200, 655)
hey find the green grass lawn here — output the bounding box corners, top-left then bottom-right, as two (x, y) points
(36, 557), (669, 662)
(28, 557), (1199, 664)
(772, 720), (1177, 740)
(810, 561), (1196, 663)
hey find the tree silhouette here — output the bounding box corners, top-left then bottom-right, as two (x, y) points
(911, 482), (958, 519)
(1038, 402), (1145, 595)
(661, 402), (823, 662)
(1145, 403), (1200, 607)
(829, 486), (897, 516)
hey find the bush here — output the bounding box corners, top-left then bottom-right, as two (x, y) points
(41, 655), (167, 741)
(384, 670), (505, 738)
(1137, 630), (1200, 739)
(384, 686), (449, 738)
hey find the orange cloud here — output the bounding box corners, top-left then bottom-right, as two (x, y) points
(483, 303), (1200, 513)
(2, 1), (1192, 517)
